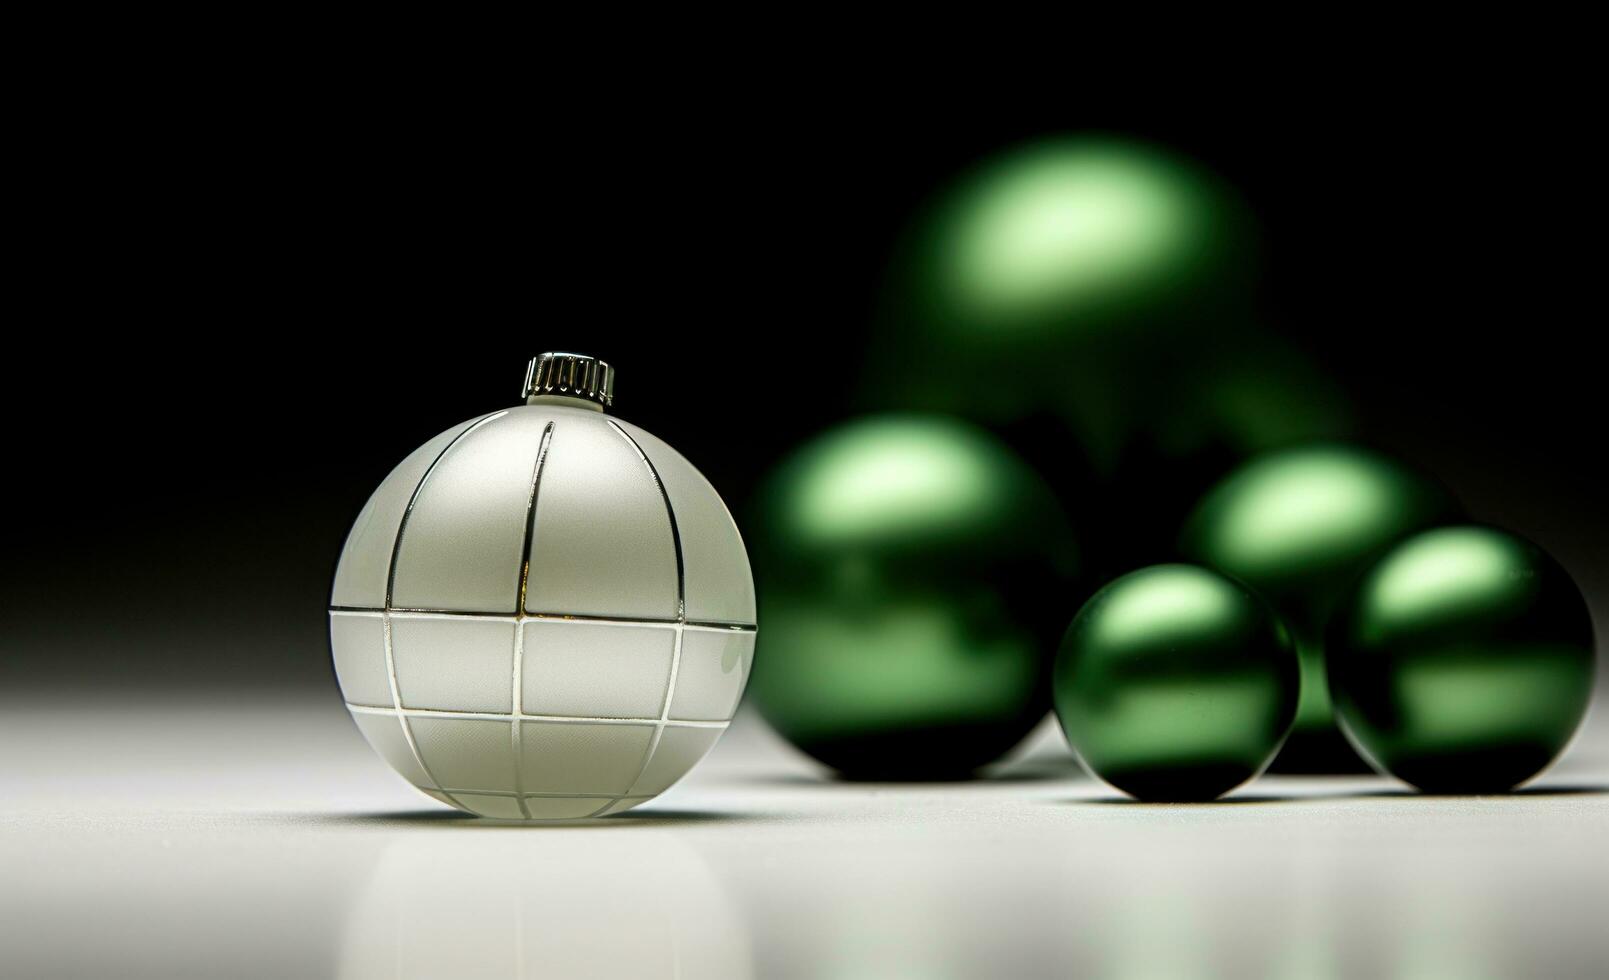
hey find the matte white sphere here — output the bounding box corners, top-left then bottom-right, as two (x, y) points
(330, 401), (756, 819)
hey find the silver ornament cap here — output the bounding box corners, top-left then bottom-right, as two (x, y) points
(523, 352), (615, 409)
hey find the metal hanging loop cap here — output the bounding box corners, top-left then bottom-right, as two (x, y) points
(523, 352), (615, 408)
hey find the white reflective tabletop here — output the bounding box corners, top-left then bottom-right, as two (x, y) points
(4, 694), (1607, 979)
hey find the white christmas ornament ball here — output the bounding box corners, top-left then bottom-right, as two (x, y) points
(330, 353), (756, 819)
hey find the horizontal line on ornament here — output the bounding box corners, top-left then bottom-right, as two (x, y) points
(329, 605), (756, 631)
(349, 702), (731, 727)
(434, 789), (655, 802)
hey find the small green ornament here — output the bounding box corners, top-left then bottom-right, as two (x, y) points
(1327, 526), (1595, 793)
(748, 415), (1078, 779)
(1054, 564), (1300, 801)
(1179, 444), (1458, 771)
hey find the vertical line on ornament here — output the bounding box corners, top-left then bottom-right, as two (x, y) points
(516, 422), (556, 614)
(606, 421), (686, 616)
(509, 622), (530, 818)
(383, 410), (504, 811)
(607, 421), (687, 806)
(510, 420), (556, 819)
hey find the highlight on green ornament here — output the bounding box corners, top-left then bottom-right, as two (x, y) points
(1179, 443), (1458, 771)
(747, 414), (1078, 780)
(1327, 526), (1595, 793)
(900, 135), (1256, 343)
(1054, 564), (1299, 801)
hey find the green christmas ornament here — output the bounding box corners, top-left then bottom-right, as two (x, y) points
(873, 136), (1267, 436)
(748, 415), (1078, 779)
(902, 136), (1256, 345)
(1327, 526), (1595, 793)
(1054, 564), (1299, 801)
(1179, 444), (1458, 771)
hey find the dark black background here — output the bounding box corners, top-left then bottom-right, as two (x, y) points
(7, 103), (1603, 693)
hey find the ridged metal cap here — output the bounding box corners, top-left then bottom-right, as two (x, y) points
(523, 352), (615, 408)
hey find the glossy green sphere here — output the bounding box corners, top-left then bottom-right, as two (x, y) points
(904, 136), (1255, 344)
(1055, 564), (1299, 801)
(874, 136), (1269, 434)
(1180, 444), (1458, 770)
(748, 415), (1078, 779)
(1327, 526), (1595, 793)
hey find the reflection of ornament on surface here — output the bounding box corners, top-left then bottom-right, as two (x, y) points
(330, 354), (756, 819)
(338, 832), (751, 979)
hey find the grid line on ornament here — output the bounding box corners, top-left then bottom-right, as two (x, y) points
(606, 420), (690, 811)
(605, 419), (687, 615)
(334, 601), (749, 805)
(432, 789), (656, 803)
(509, 421), (555, 819)
(329, 605), (756, 632)
(378, 410), (505, 809)
(510, 614), (529, 816)
(345, 703), (731, 728)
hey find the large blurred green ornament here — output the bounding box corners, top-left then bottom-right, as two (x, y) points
(1327, 526), (1595, 793)
(1054, 564), (1299, 801)
(908, 136), (1255, 345)
(749, 415), (1078, 779)
(878, 137), (1267, 436)
(871, 137), (1352, 579)
(1180, 444), (1459, 771)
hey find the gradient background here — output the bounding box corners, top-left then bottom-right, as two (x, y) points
(7, 114), (1603, 699)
